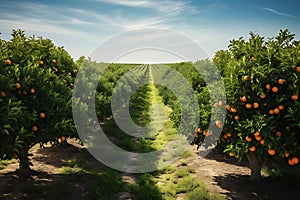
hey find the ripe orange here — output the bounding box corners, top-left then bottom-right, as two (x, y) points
(275, 131), (282, 137)
(244, 76), (250, 81)
(15, 83), (21, 89)
(284, 152), (290, 158)
(240, 96), (247, 102)
(249, 146), (256, 152)
(32, 125), (38, 132)
(245, 136), (252, 142)
(288, 159), (294, 166)
(30, 88), (35, 94)
(278, 105), (284, 111)
(277, 79), (285, 85)
(260, 139), (265, 145)
(234, 115), (240, 121)
(250, 57), (255, 61)
(51, 58), (57, 64)
(255, 135), (262, 141)
(268, 149), (276, 156)
(39, 113), (46, 119)
(245, 103), (252, 109)
(291, 157), (299, 165)
(295, 66), (300, 73)
(291, 94), (298, 101)
(73, 69), (78, 73)
(60, 135), (66, 142)
(254, 131), (260, 137)
(216, 120), (223, 128)
(223, 134), (228, 139)
(285, 126), (291, 131)
(265, 84), (271, 90)
(0, 91), (6, 97)
(273, 108), (280, 115)
(197, 128), (202, 133)
(218, 101), (224, 107)
(226, 132), (232, 138)
(5, 59), (12, 66)
(229, 152), (235, 157)
(230, 107), (237, 113)
(38, 60), (44, 65)
(253, 102), (259, 109)
(260, 93), (266, 99)
(272, 86), (279, 93)
(269, 109), (274, 115)
(226, 104), (231, 111)
(214, 102), (219, 108)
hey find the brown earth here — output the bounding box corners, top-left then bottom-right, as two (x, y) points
(0, 139), (300, 200)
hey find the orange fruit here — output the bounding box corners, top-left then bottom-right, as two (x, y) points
(234, 115), (240, 121)
(275, 131), (282, 137)
(244, 76), (250, 81)
(226, 132), (232, 138)
(253, 102), (259, 109)
(216, 120), (223, 128)
(268, 149), (276, 156)
(285, 126), (291, 132)
(230, 107), (237, 113)
(255, 135), (262, 141)
(245, 103), (252, 109)
(272, 86), (279, 93)
(39, 113), (46, 119)
(245, 136), (252, 142)
(60, 135), (66, 142)
(5, 59), (12, 66)
(229, 152), (235, 157)
(226, 104), (231, 111)
(291, 94), (298, 101)
(254, 132), (260, 136)
(32, 125), (38, 132)
(30, 88), (35, 94)
(0, 91), (6, 97)
(73, 69), (78, 73)
(249, 146), (256, 152)
(291, 157), (299, 165)
(284, 152), (290, 158)
(260, 93), (266, 99)
(273, 108), (280, 115)
(250, 57), (255, 61)
(214, 102), (219, 108)
(223, 134), (228, 139)
(265, 84), (271, 90)
(260, 139), (265, 145)
(38, 60), (44, 65)
(240, 96), (247, 102)
(295, 66), (300, 73)
(51, 58), (57, 64)
(288, 159), (294, 166)
(218, 101), (224, 107)
(15, 83), (21, 89)
(278, 105), (284, 111)
(277, 79), (285, 85)
(269, 109), (274, 115)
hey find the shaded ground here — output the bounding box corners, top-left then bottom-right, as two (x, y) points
(1, 140), (300, 199)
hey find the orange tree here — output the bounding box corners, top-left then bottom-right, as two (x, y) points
(215, 29), (300, 180)
(0, 30), (77, 171)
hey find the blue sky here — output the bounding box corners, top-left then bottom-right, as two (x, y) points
(0, 0), (300, 61)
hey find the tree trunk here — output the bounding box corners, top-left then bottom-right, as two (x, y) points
(18, 147), (32, 174)
(245, 151), (262, 181)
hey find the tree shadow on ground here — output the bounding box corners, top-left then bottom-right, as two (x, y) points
(214, 173), (300, 200)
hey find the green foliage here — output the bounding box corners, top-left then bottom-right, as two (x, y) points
(217, 29), (300, 177)
(0, 29), (77, 170)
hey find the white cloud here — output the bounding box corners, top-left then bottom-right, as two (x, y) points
(261, 7), (298, 19)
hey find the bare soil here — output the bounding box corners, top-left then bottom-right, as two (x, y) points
(1, 139), (299, 200)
